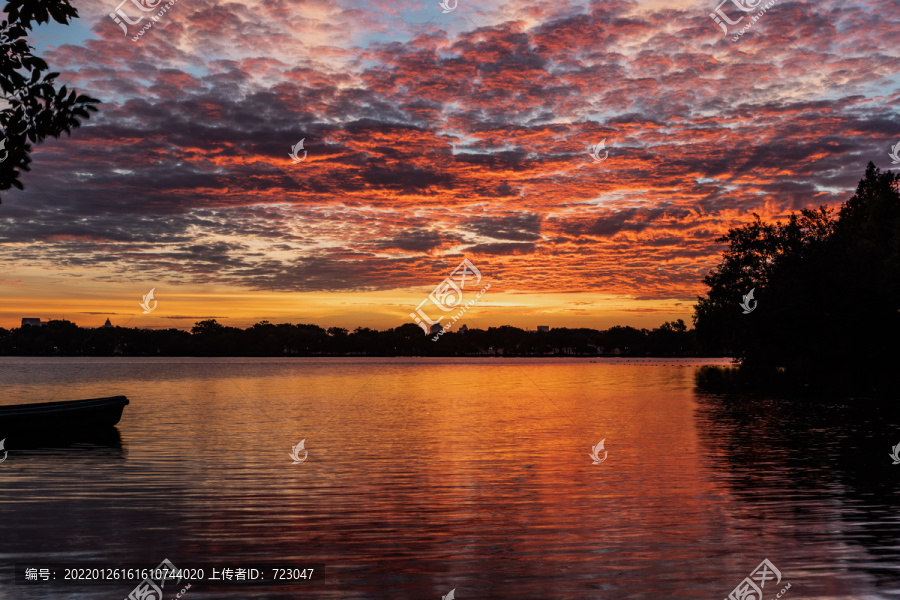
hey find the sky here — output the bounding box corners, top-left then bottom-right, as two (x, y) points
(0, 0), (898, 331)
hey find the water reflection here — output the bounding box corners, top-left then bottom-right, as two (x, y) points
(0, 358), (897, 600)
(3, 427), (125, 454)
(694, 391), (900, 598)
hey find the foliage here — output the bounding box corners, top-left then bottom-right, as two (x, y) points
(0, 319), (701, 357)
(694, 162), (900, 394)
(0, 0), (99, 199)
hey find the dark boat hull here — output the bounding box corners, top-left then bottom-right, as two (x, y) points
(0, 396), (129, 436)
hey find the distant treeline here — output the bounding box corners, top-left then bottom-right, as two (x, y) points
(0, 318), (700, 357)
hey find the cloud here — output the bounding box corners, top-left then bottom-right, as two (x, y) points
(2, 0), (897, 302)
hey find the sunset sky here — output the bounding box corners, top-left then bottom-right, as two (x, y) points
(1, 0), (898, 331)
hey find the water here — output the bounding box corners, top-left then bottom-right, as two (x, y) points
(1, 357), (898, 599)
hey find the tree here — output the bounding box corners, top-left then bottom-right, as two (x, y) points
(660, 319), (686, 333)
(191, 319), (224, 335)
(693, 162), (900, 393)
(0, 0), (100, 199)
(693, 206), (836, 359)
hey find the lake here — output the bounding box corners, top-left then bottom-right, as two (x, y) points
(1, 357), (898, 599)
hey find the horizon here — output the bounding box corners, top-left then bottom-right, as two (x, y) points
(0, 284), (696, 331)
(2, 315), (690, 332)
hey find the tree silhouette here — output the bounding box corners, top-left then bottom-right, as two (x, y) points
(693, 206), (836, 359)
(694, 162), (900, 394)
(0, 0), (99, 199)
(191, 319), (225, 335)
(0, 318), (703, 357)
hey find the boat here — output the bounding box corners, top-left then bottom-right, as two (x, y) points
(0, 396), (129, 436)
